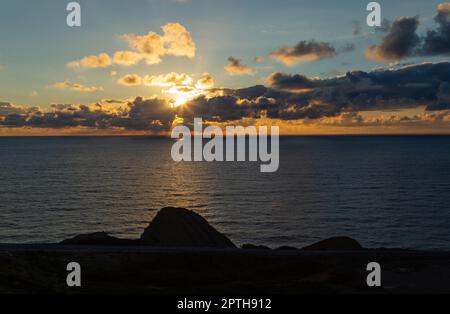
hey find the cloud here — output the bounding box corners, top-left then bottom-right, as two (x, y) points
(123, 32), (165, 65)
(67, 53), (112, 69)
(143, 72), (193, 87)
(366, 3), (450, 62)
(117, 74), (142, 86)
(266, 72), (315, 92)
(179, 94), (260, 122)
(0, 97), (174, 131)
(116, 72), (214, 105)
(426, 81), (450, 110)
(366, 17), (420, 62)
(116, 97), (175, 131)
(270, 40), (336, 66)
(123, 22), (196, 65)
(422, 3), (450, 56)
(185, 64), (450, 125)
(195, 73), (214, 89)
(311, 110), (450, 130)
(3, 62), (450, 132)
(0, 102), (36, 116)
(68, 23), (196, 69)
(161, 23), (196, 58)
(52, 81), (103, 92)
(265, 62), (450, 118)
(183, 62), (450, 122)
(224, 57), (255, 76)
(113, 51), (143, 66)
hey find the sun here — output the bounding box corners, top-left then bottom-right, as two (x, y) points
(173, 95), (188, 107)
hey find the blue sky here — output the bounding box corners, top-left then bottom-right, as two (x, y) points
(0, 0), (444, 106)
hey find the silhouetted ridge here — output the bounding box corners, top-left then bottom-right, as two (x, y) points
(140, 207), (236, 248)
(302, 236), (362, 251)
(61, 232), (137, 246)
(60, 208), (363, 251)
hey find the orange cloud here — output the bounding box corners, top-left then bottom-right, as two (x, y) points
(271, 41), (336, 66)
(195, 73), (215, 89)
(143, 72), (193, 87)
(117, 74), (142, 86)
(67, 53), (112, 69)
(161, 23), (196, 58)
(68, 23), (196, 70)
(52, 81), (103, 92)
(113, 51), (143, 66)
(123, 22), (196, 65)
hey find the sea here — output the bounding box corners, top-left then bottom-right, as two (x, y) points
(0, 136), (449, 250)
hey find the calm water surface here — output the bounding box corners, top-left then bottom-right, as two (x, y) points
(0, 136), (449, 250)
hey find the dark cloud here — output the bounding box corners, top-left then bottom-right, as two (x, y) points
(0, 97), (175, 131)
(2, 63), (450, 130)
(119, 97), (174, 130)
(181, 62), (450, 121)
(367, 4), (450, 62)
(224, 57), (255, 75)
(270, 40), (336, 66)
(422, 3), (450, 56)
(264, 62), (450, 117)
(366, 17), (420, 62)
(426, 81), (450, 110)
(0, 102), (33, 116)
(266, 72), (315, 91)
(178, 95), (259, 123)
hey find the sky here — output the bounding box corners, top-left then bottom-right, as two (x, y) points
(1, 0), (450, 135)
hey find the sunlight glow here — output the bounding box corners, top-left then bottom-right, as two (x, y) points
(174, 95), (189, 107)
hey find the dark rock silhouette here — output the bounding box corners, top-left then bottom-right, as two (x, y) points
(60, 208), (363, 252)
(276, 246), (299, 251)
(302, 236), (362, 251)
(140, 207), (236, 248)
(61, 232), (137, 246)
(241, 244), (271, 250)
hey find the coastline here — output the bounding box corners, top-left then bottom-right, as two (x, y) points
(1, 208), (450, 294)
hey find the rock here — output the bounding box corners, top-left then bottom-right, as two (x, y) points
(61, 232), (137, 246)
(140, 207), (236, 248)
(302, 237), (363, 251)
(241, 244), (271, 250)
(275, 246), (299, 251)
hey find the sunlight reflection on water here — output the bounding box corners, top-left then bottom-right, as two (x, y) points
(1, 136), (450, 250)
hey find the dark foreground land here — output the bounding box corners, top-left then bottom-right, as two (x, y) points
(1, 207), (450, 294)
(2, 245), (450, 294)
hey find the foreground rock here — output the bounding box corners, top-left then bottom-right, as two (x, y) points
(61, 232), (137, 246)
(302, 236), (363, 251)
(141, 207), (236, 248)
(61, 207), (236, 248)
(60, 207), (364, 251)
